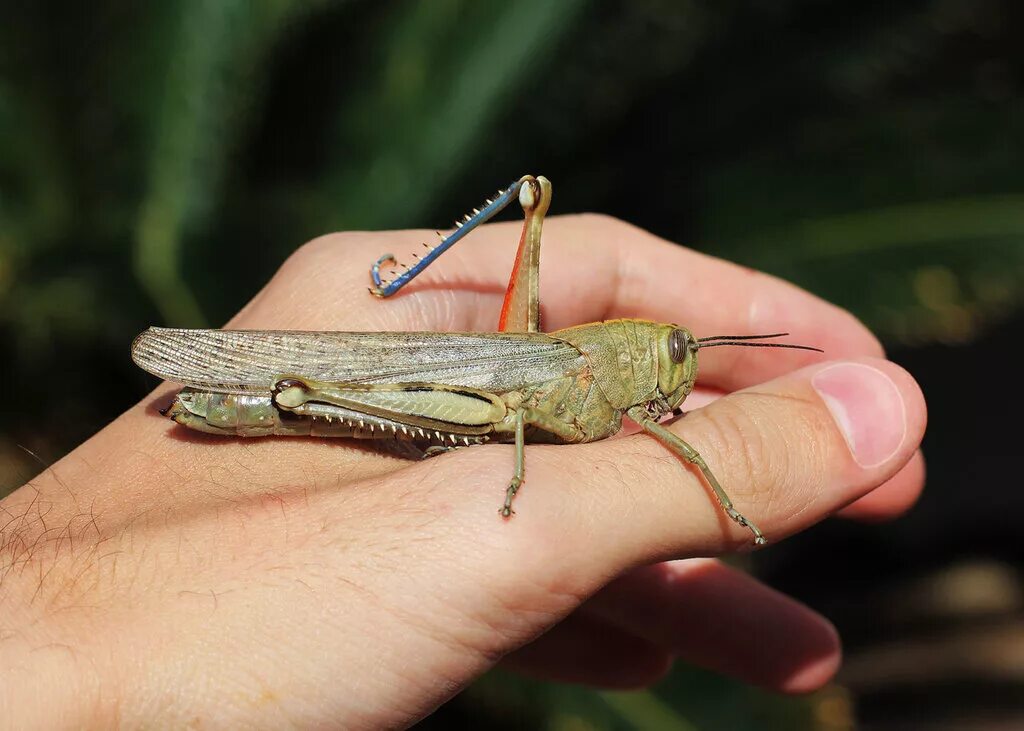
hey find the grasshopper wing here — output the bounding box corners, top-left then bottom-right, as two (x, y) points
(132, 328), (585, 393)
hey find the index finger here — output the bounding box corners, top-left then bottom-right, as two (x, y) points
(528, 214), (883, 390)
(251, 214), (882, 392)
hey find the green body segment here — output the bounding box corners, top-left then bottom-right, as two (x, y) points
(169, 390), (279, 435)
(167, 390), (355, 437)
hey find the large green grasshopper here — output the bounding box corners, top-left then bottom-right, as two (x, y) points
(133, 175), (820, 544)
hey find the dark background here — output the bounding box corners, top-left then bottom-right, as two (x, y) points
(2, 1), (1021, 729)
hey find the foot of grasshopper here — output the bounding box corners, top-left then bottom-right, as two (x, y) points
(628, 406), (767, 545)
(724, 507), (766, 545)
(502, 477), (521, 518)
(502, 409), (527, 518)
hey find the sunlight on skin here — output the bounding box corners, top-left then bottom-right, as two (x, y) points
(0, 216), (926, 728)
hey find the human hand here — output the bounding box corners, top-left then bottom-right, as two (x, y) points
(0, 215), (926, 728)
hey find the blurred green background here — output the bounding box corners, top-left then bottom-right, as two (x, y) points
(2, 1), (1022, 728)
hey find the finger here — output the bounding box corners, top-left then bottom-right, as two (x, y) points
(503, 555), (843, 692)
(682, 394), (926, 524)
(232, 216), (883, 390)
(837, 449), (926, 521)
(501, 612), (672, 689)
(438, 357), (926, 561)
(607, 357), (927, 555)
(584, 560), (840, 693)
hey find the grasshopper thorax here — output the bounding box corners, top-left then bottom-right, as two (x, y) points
(550, 320), (698, 416)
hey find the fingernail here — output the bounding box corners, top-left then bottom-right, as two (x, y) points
(812, 363), (906, 468)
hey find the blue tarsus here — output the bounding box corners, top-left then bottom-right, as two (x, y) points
(370, 179), (523, 297)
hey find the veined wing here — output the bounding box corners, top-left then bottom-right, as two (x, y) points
(132, 327), (586, 393)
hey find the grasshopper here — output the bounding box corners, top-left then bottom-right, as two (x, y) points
(132, 175), (821, 545)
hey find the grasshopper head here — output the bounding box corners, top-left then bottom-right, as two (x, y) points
(656, 326), (700, 413)
(655, 327), (826, 415)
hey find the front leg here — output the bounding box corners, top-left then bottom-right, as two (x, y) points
(501, 407), (584, 517)
(627, 406), (766, 545)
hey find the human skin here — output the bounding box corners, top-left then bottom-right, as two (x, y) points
(0, 215), (927, 728)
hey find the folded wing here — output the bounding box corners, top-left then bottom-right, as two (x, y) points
(132, 327), (585, 393)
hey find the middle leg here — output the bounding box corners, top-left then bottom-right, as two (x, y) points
(501, 407), (584, 517)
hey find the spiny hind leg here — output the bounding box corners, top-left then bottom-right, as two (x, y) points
(501, 408), (584, 518)
(369, 177), (532, 298)
(385, 436), (488, 460)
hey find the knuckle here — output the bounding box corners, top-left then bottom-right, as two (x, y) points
(273, 236), (328, 284)
(572, 211), (621, 226)
(285, 232), (360, 273)
(271, 232), (380, 294)
(569, 211), (639, 238)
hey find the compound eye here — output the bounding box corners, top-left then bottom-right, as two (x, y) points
(669, 329), (689, 363)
